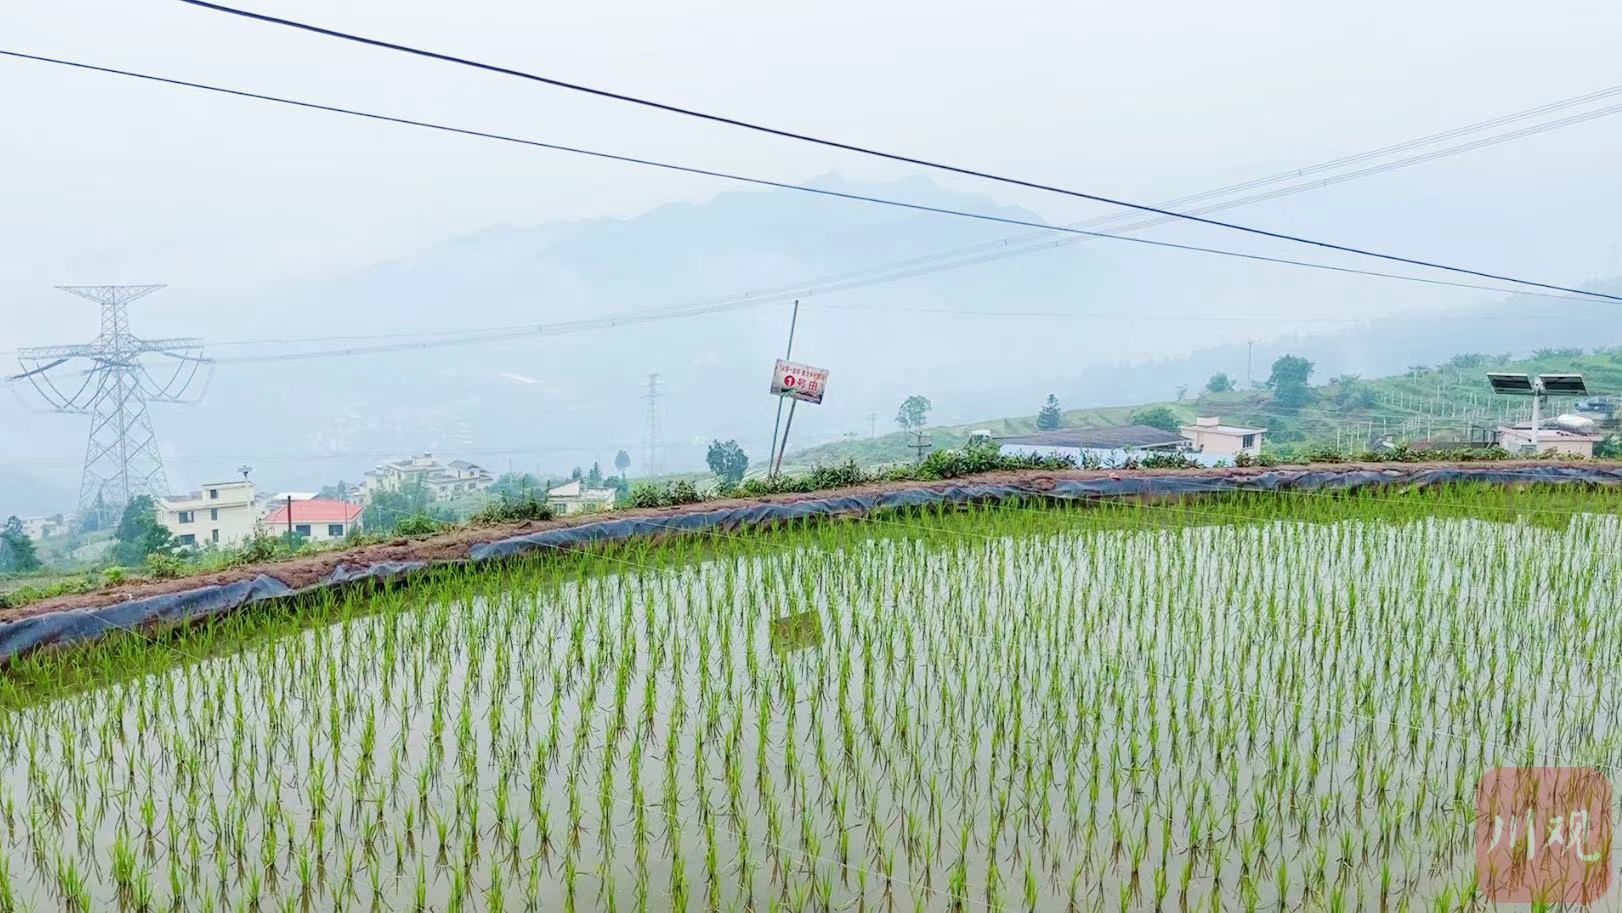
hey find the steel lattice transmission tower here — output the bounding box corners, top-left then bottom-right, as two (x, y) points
(8, 286), (212, 529)
(642, 372), (663, 475)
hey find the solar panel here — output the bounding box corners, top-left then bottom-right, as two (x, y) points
(1486, 372), (1535, 395)
(1537, 373), (1588, 396)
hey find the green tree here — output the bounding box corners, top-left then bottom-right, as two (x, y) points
(0, 517), (40, 574)
(614, 450), (631, 479)
(490, 472), (544, 501)
(361, 481), (449, 534)
(1036, 394), (1062, 431)
(113, 496), (173, 566)
(317, 480), (352, 501)
(586, 462), (604, 489)
(1331, 374), (1375, 408)
(1129, 406), (1181, 433)
(895, 395), (932, 432)
(1206, 372), (1234, 393)
(706, 440), (750, 487)
(1268, 354), (1315, 409)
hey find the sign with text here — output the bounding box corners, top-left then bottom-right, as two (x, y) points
(769, 359), (829, 405)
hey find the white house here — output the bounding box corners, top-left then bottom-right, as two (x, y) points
(17, 514), (67, 541)
(261, 498), (364, 541)
(546, 479), (618, 515)
(1179, 416), (1266, 459)
(157, 480), (259, 549)
(1496, 424), (1602, 458)
(362, 454), (494, 502)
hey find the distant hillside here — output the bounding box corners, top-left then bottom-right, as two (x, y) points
(786, 347), (1622, 466)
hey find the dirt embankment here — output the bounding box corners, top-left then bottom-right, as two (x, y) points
(2, 460), (1602, 623)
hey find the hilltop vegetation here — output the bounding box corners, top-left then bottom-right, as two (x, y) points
(787, 347), (1622, 467)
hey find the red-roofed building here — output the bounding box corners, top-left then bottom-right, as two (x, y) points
(261, 499), (364, 542)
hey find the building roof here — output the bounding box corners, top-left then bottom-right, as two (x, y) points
(1180, 423), (1266, 436)
(1497, 424), (1603, 442)
(447, 460), (481, 469)
(1000, 425), (1187, 450)
(548, 480), (617, 499)
(262, 499), (364, 525)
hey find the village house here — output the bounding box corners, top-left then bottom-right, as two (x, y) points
(1179, 416), (1266, 459)
(17, 514), (68, 542)
(361, 454), (494, 503)
(546, 479), (618, 515)
(261, 498), (364, 542)
(156, 480), (259, 549)
(1496, 423), (1602, 458)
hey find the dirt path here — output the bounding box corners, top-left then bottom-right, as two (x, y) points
(2, 459), (1602, 623)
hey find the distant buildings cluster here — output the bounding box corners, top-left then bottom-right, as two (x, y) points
(358, 453), (495, 502)
(11, 449), (630, 553)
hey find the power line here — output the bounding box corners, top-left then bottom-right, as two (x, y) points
(176, 0), (1622, 304)
(10, 47), (1604, 312)
(3, 53), (1620, 374)
(3, 51), (1618, 374)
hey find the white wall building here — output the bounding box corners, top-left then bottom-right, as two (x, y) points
(17, 514), (67, 542)
(157, 481), (259, 549)
(362, 454), (494, 502)
(547, 480), (618, 515)
(1496, 424), (1602, 458)
(1179, 417), (1266, 459)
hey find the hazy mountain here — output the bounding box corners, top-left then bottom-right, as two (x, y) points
(3, 173), (1617, 514)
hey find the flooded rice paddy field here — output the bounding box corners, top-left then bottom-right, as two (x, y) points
(0, 483), (1620, 912)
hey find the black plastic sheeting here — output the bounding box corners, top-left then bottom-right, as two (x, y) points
(5, 464), (1620, 663)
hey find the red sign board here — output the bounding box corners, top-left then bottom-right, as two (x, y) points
(770, 359), (829, 405)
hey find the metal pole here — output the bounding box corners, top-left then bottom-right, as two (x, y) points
(1531, 388), (1541, 453)
(285, 495), (293, 540)
(766, 300), (800, 479)
(774, 399), (799, 476)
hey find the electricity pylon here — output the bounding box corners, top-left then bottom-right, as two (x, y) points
(8, 286), (211, 529)
(643, 372), (663, 475)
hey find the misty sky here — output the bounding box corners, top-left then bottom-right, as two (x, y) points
(6, 0), (1622, 307)
(4, 0), (1622, 501)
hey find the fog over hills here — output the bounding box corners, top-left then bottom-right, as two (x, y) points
(3, 173), (1618, 515)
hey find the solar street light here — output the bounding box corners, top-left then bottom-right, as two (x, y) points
(1485, 372), (1587, 451)
(1537, 373), (1589, 396)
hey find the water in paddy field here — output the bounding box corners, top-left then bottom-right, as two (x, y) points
(1, 495), (1621, 912)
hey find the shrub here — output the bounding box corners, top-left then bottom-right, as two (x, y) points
(231, 533), (285, 567)
(393, 515), (441, 537)
(472, 496), (555, 525)
(629, 484), (666, 509)
(144, 552), (188, 580)
(668, 480), (702, 505)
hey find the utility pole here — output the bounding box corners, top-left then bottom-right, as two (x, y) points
(766, 300), (800, 477)
(1246, 339), (1255, 389)
(643, 373), (663, 476)
(8, 285), (210, 530)
(910, 429), (932, 463)
(868, 412), (878, 439)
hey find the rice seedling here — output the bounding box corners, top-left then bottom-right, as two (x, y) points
(0, 482), (1617, 910)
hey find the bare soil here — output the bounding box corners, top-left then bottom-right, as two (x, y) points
(2, 459), (1602, 624)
